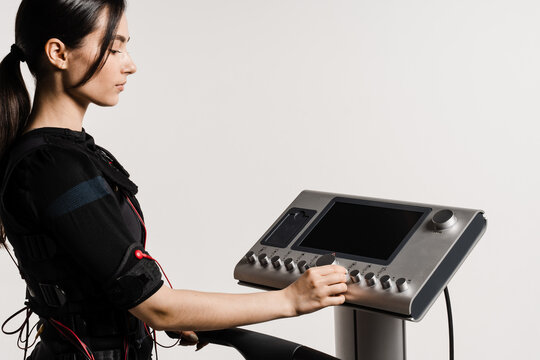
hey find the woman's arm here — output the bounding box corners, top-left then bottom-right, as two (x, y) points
(129, 264), (348, 331)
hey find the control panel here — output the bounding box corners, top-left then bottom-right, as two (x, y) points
(234, 190), (487, 321)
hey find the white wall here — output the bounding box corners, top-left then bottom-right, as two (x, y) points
(1, 1), (539, 359)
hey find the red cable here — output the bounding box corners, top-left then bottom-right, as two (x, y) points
(123, 337), (129, 360)
(50, 319), (93, 360)
(126, 196), (174, 289)
(50, 319), (95, 360)
(144, 323), (151, 337)
(126, 194), (177, 359)
(139, 253), (173, 289)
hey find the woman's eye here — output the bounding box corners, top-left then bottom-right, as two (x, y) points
(110, 49), (122, 54)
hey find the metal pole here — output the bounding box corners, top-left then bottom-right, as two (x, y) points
(334, 307), (406, 360)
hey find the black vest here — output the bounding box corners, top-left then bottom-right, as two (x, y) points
(0, 130), (151, 358)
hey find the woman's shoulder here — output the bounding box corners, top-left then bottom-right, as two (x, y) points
(2, 127), (138, 198)
(1, 129), (105, 224)
(3, 128), (102, 192)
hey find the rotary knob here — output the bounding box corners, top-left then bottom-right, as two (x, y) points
(297, 260), (309, 273)
(380, 275), (392, 290)
(245, 251), (256, 264)
(432, 209), (457, 230)
(396, 278), (409, 292)
(316, 253), (337, 267)
(271, 255), (283, 269)
(365, 272), (377, 287)
(258, 253), (269, 267)
(284, 258), (296, 272)
(350, 269), (361, 283)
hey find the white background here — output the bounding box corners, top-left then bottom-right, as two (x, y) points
(1, 1), (539, 359)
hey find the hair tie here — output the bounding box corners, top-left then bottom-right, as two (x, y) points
(10, 44), (26, 63)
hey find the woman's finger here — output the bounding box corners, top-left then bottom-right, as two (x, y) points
(310, 264), (347, 276)
(322, 294), (346, 307)
(324, 282), (348, 296)
(308, 272), (347, 289)
(318, 272), (348, 286)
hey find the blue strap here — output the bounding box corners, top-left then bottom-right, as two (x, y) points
(47, 176), (112, 218)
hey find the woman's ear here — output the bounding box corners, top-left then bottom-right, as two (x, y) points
(44, 38), (68, 70)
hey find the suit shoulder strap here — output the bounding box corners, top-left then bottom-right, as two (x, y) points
(0, 135), (48, 233)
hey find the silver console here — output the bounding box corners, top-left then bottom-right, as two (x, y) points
(234, 190), (487, 321)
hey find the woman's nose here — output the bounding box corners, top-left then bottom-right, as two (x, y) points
(123, 52), (137, 75)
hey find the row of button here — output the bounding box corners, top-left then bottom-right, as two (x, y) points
(245, 251), (311, 273)
(245, 251), (409, 292)
(350, 270), (409, 292)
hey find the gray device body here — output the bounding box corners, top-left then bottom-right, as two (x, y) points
(234, 190), (487, 321)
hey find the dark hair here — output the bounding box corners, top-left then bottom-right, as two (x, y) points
(0, 0), (126, 245)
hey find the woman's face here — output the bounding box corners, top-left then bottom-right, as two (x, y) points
(64, 11), (136, 107)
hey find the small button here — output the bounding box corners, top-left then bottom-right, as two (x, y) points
(396, 278), (409, 292)
(297, 260), (309, 273)
(365, 272), (377, 287)
(245, 251), (256, 264)
(284, 258), (296, 272)
(380, 275), (392, 290)
(350, 270), (361, 283)
(316, 253), (337, 267)
(258, 253), (269, 267)
(432, 209), (457, 230)
(271, 255), (283, 269)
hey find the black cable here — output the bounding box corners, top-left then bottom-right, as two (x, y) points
(2, 306), (29, 335)
(444, 287), (454, 360)
(9, 307), (38, 360)
(23, 309), (29, 360)
(154, 337), (180, 349)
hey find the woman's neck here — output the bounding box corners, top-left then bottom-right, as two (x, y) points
(25, 81), (89, 133)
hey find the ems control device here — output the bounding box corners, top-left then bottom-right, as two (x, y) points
(234, 190), (487, 321)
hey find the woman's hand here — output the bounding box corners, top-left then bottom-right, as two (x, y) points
(283, 264), (348, 316)
(171, 330), (209, 351)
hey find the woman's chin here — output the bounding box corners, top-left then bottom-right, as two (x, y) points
(94, 96), (120, 107)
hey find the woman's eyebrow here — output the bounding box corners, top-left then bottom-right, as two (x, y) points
(114, 34), (130, 43)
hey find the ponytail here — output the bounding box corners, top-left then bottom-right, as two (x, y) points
(0, 44), (31, 245)
(0, 45), (30, 158)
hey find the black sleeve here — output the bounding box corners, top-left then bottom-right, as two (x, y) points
(5, 146), (163, 308)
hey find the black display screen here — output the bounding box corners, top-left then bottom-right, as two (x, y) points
(295, 199), (429, 264)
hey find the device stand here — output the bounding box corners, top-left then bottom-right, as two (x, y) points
(334, 307), (406, 360)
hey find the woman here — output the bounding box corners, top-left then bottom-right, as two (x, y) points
(0, 1), (348, 359)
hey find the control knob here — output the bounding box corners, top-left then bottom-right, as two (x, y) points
(245, 251), (256, 264)
(258, 253), (269, 267)
(350, 270), (361, 283)
(271, 256), (283, 269)
(380, 275), (392, 290)
(315, 253), (337, 267)
(432, 209), (457, 230)
(297, 260), (309, 273)
(365, 272), (377, 287)
(284, 258), (296, 272)
(396, 278), (409, 292)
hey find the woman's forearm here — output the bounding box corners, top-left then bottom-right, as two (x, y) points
(129, 265), (348, 332)
(130, 286), (295, 331)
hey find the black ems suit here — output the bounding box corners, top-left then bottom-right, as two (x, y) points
(0, 128), (164, 360)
